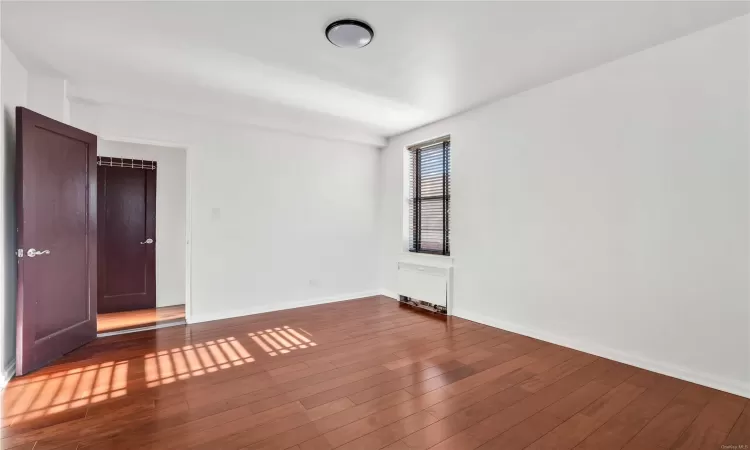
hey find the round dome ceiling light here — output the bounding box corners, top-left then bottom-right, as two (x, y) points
(325, 19), (374, 48)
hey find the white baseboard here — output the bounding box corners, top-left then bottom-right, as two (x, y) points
(188, 290), (382, 324)
(2, 360), (15, 390)
(452, 308), (750, 399)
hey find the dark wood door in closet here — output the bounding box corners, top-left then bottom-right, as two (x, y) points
(97, 163), (156, 313)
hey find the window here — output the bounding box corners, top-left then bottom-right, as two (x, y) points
(408, 136), (451, 255)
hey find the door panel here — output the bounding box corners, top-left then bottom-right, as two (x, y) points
(104, 167), (147, 296)
(98, 165), (156, 313)
(16, 107), (98, 376)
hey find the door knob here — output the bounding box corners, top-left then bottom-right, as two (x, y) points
(27, 248), (51, 258)
(140, 238), (154, 245)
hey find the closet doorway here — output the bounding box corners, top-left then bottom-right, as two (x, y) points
(97, 156), (185, 334)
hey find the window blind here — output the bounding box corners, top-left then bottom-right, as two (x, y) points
(408, 137), (450, 255)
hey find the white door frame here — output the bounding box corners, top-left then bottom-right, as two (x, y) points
(98, 136), (193, 323)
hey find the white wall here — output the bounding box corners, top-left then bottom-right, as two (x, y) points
(98, 140), (187, 308)
(0, 41), (28, 380)
(72, 102), (381, 323)
(27, 74), (70, 124)
(379, 16), (750, 397)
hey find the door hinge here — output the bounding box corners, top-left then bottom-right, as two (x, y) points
(16, 249), (23, 258)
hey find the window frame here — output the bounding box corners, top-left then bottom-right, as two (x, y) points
(407, 135), (451, 256)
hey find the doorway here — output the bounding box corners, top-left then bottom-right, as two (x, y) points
(96, 148), (187, 335)
(13, 109), (191, 377)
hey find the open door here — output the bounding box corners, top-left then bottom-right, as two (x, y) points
(16, 107), (98, 376)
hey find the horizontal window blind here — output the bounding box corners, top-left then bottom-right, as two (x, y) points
(408, 137), (450, 255)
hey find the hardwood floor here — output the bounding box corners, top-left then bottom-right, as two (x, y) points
(97, 305), (186, 333)
(2, 296), (747, 449)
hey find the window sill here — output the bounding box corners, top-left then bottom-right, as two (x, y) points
(399, 251), (453, 268)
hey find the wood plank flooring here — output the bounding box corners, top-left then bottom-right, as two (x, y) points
(2, 296), (747, 449)
(97, 305), (186, 333)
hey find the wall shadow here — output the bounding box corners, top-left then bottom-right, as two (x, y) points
(3, 106), (17, 375)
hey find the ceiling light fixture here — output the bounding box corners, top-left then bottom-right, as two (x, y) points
(325, 19), (374, 48)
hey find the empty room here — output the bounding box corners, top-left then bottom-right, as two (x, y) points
(0, 1), (748, 449)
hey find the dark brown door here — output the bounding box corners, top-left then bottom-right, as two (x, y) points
(16, 108), (98, 376)
(97, 164), (156, 313)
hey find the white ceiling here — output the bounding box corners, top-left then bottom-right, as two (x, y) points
(3, 1), (748, 142)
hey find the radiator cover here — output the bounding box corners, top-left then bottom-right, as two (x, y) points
(397, 260), (453, 314)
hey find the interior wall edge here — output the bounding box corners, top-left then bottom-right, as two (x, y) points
(379, 289), (399, 300)
(1, 359), (16, 390)
(453, 307), (750, 399)
(188, 290), (382, 325)
(68, 97), (387, 148)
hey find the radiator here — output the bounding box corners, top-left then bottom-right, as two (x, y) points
(397, 260), (453, 314)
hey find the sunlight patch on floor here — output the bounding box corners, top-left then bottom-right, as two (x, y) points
(144, 337), (254, 387)
(248, 326), (317, 356)
(2, 361), (129, 423)
(4, 326), (318, 423)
